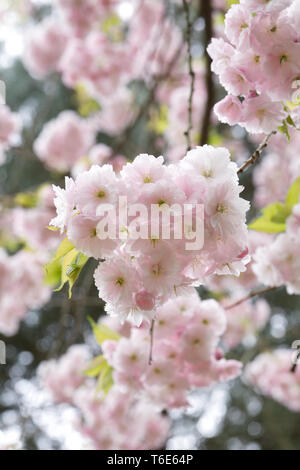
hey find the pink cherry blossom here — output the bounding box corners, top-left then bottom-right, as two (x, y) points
(34, 111), (96, 171)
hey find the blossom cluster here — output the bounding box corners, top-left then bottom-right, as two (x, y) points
(73, 386), (170, 450)
(204, 230), (272, 350)
(34, 111), (96, 172)
(0, 184), (61, 335)
(208, 0), (300, 133)
(7, 185), (61, 254)
(50, 147), (250, 325)
(38, 344), (170, 450)
(0, 248), (51, 336)
(101, 293), (242, 407)
(22, 0), (214, 167)
(222, 297), (270, 349)
(38, 293), (242, 449)
(253, 129), (300, 207)
(23, 0), (185, 144)
(245, 349), (300, 411)
(252, 186), (300, 295)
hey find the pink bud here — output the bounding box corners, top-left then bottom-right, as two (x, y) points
(215, 348), (224, 361)
(237, 247), (249, 259)
(110, 155), (127, 173)
(135, 290), (155, 311)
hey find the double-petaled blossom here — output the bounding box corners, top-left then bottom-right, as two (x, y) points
(34, 111), (96, 172)
(209, 0), (300, 133)
(51, 148), (249, 325)
(245, 349), (300, 411)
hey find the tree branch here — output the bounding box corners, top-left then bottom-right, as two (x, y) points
(149, 318), (155, 365)
(225, 286), (277, 310)
(237, 131), (276, 175)
(199, 0), (214, 146)
(183, 0), (195, 152)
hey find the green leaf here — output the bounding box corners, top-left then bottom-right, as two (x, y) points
(14, 191), (38, 208)
(96, 360), (114, 395)
(45, 257), (62, 286)
(148, 104), (169, 135)
(286, 99), (300, 111)
(285, 176), (300, 207)
(88, 317), (120, 345)
(227, 0), (239, 7)
(55, 237), (74, 260)
(278, 120), (290, 141)
(57, 250), (88, 298)
(248, 202), (289, 233)
(84, 353), (114, 395)
(45, 237), (88, 297)
(84, 355), (107, 377)
(45, 237), (74, 286)
(286, 114), (296, 127)
(208, 130), (223, 146)
(249, 177), (300, 234)
(74, 83), (101, 117)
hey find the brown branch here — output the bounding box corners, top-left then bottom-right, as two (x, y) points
(149, 318), (155, 365)
(183, 0), (195, 151)
(199, 0), (214, 146)
(225, 286), (277, 310)
(291, 346), (300, 373)
(237, 131), (276, 175)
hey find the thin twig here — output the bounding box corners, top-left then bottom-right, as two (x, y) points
(149, 318), (155, 365)
(199, 0), (214, 146)
(291, 347), (300, 373)
(183, 0), (195, 151)
(225, 286), (277, 310)
(237, 131), (276, 175)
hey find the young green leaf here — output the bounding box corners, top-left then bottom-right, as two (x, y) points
(84, 355), (108, 377)
(248, 202), (288, 233)
(88, 317), (120, 345)
(45, 237), (88, 297)
(285, 176), (300, 207)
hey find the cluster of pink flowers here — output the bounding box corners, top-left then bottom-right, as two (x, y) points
(38, 292), (242, 449)
(209, 0), (300, 133)
(34, 111), (96, 172)
(253, 129), (300, 207)
(245, 349), (300, 411)
(102, 293), (242, 407)
(0, 249), (51, 336)
(6, 185), (61, 254)
(253, 234), (300, 295)
(222, 298), (270, 349)
(50, 147), (250, 325)
(252, 188), (300, 294)
(207, 230), (272, 293)
(23, 0), (192, 154)
(38, 344), (170, 450)
(53, 0), (120, 38)
(0, 104), (21, 164)
(38, 345), (91, 404)
(73, 386), (170, 450)
(70, 143), (126, 178)
(0, 185), (61, 336)
(24, 17), (67, 78)
(199, 228), (273, 350)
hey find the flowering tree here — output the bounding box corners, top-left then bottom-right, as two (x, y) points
(1, 0), (300, 450)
